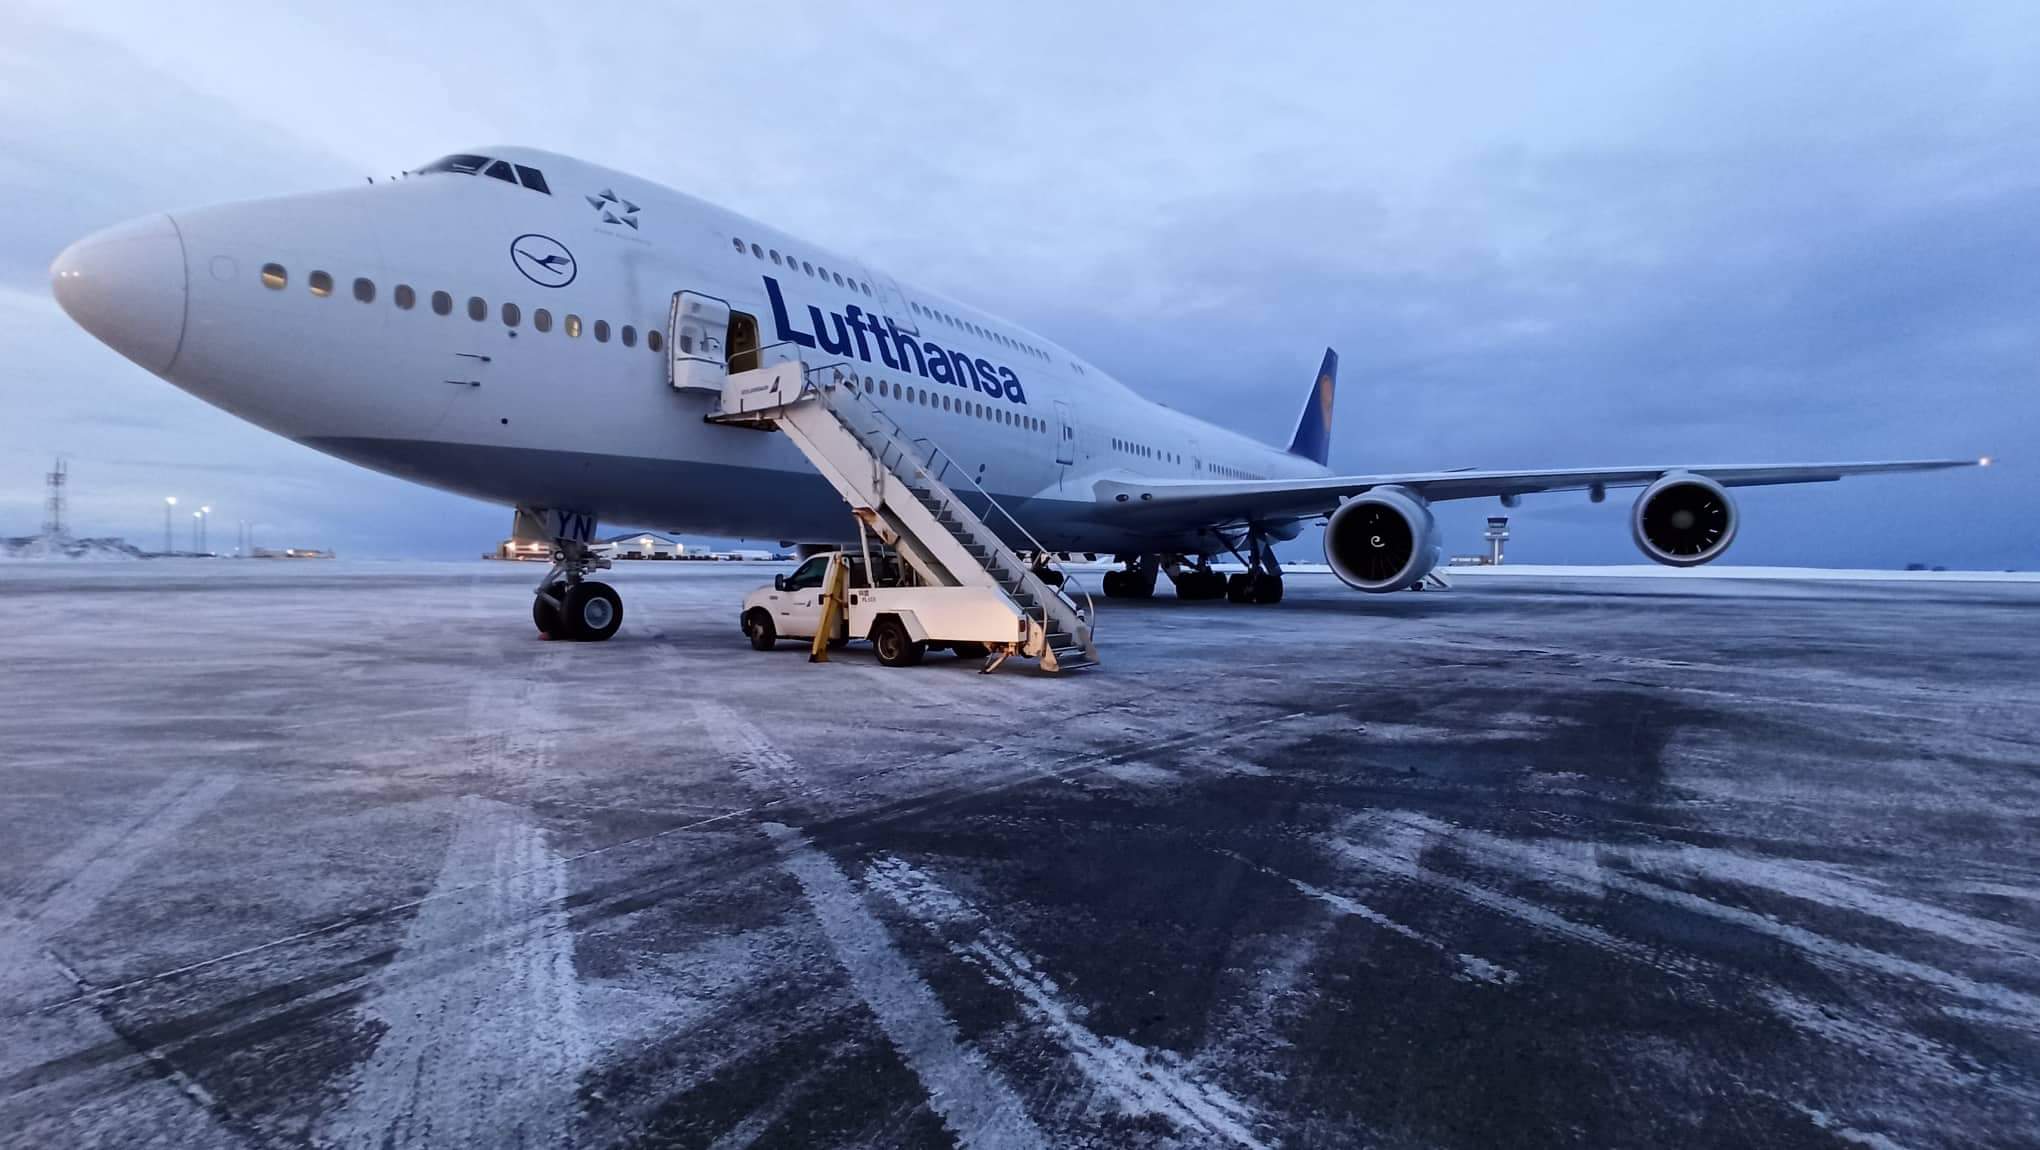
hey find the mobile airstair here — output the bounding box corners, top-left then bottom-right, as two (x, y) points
(695, 348), (1097, 672)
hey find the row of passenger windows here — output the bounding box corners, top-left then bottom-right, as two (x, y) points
(907, 300), (1049, 362)
(731, 235), (873, 297)
(841, 374), (1047, 434)
(258, 263), (664, 353)
(1112, 438), (1181, 465)
(728, 234), (1054, 364)
(1108, 435), (1263, 478)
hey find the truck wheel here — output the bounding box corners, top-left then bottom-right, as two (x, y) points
(744, 609), (777, 650)
(871, 617), (925, 667)
(950, 641), (988, 659)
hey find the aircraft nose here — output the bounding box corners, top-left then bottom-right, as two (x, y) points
(50, 213), (188, 374)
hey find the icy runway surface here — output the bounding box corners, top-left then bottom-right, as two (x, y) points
(1, 562), (2036, 1149)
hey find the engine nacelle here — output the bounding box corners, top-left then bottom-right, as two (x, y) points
(1631, 472), (1737, 566)
(1325, 486), (1441, 592)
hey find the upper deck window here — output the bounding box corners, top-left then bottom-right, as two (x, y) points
(419, 154), (489, 175)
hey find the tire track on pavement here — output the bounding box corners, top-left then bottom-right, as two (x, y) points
(0, 770), (240, 1146)
(694, 702), (1048, 1150)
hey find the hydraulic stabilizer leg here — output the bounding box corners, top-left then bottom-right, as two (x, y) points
(518, 506), (622, 641)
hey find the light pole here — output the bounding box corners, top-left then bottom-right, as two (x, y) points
(164, 496), (177, 555)
(200, 506), (211, 555)
(192, 510), (203, 553)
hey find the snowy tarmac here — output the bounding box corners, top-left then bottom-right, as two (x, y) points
(0, 560), (2036, 1149)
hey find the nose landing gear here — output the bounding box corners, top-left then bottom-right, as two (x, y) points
(527, 522), (623, 641)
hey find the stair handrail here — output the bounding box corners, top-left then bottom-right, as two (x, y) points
(789, 359), (1096, 644)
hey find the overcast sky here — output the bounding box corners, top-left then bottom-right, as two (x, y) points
(2, 1), (2033, 566)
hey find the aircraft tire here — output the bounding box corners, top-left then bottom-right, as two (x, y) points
(532, 586), (565, 638)
(744, 608), (777, 650)
(1253, 576), (1285, 605)
(563, 581), (624, 642)
(1176, 571), (1221, 600)
(1102, 570), (1124, 598)
(1226, 573), (1255, 604)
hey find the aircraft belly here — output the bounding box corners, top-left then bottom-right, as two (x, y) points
(299, 436), (1106, 547)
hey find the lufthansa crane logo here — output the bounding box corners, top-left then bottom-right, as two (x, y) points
(510, 234), (576, 288)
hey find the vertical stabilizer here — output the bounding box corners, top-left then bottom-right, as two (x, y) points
(1285, 348), (1337, 467)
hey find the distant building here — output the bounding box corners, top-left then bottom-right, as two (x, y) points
(595, 532), (687, 560)
(250, 547), (334, 559)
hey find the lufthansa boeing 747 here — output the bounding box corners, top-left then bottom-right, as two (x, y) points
(50, 147), (1986, 640)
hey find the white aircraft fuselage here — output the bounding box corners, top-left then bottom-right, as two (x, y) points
(52, 146), (1321, 553)
(53, 144), (1984, 607)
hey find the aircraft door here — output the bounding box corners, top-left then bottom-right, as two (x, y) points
(1053, 399), (1076, 466)
(868, 271), (920, 337)
(668, 291), (730, 393)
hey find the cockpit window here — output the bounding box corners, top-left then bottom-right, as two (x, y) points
(419, 154), (489, 175)
(415, 154), (552, 196)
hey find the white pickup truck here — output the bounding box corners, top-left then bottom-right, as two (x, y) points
(739, 550), (1029, 667)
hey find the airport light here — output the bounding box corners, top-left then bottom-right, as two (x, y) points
(164, 496), (177, 555)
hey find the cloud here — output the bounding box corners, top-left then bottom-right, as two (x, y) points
(2, 0), (2034, 566)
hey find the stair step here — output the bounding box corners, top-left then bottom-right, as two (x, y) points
(1049, 647), (1098, 671)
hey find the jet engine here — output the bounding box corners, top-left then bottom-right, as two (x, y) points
(1631, 472), (1737, 566)
(1325, 486), (1441, 592)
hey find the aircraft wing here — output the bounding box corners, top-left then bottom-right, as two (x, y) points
(1090, 457), (1989, 525)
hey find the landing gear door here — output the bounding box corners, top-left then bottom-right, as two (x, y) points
(668, 291), (730, 393)
(1053, 399), (1077, 466)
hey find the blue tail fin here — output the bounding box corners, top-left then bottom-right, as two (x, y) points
(1285, 348), (1337, 467)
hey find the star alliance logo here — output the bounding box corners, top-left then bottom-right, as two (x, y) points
(510, 233), (576, 288)
(586, 188), (640, 230)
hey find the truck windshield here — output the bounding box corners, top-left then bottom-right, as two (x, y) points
(784, 556), (830, 590)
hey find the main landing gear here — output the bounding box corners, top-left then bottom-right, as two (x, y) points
(1164, 556), (1227, 601)
(532, 536), (623, 641)
(1104, 546), (1282, 604)
(1223, 532), (1285, 605)
(1100, 554), (1158, 599)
